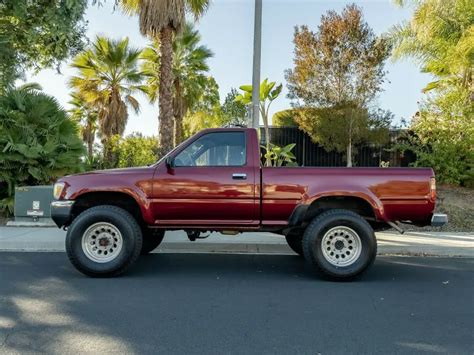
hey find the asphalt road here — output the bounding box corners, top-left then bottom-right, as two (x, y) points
(0, 253), (473, 354)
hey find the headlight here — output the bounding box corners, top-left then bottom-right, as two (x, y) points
(53, 182), (65, 200)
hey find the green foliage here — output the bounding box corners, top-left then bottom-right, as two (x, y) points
(0, 84), (85, 215)
(118, 0), (210, 155)
(0, 0), (88, 91)
(221, 88), (247, 126)
(69, 36), (146, 140)
(236, 78), (283, 166)
(262, 143), (298, 167)
(285, 4), (391, 166)
(286, 4), (390, 107)
(107, 133), (159, 168)
(183, 107), (225, 138)
(390, 0), (473, 93)
(69, 93), (99, 159)
(236, 79), (283, 106)
(141, 22), (215, 144)
(399, 88), (474, 185)
(391, 0), (473, 185)
(294, 105), (391, 161)
(141, 22), (214, 106)
(272, 109), (298, 127)
(189, 76), (221, 115)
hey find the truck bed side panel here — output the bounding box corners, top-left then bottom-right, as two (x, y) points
(261, 167), (435, 225)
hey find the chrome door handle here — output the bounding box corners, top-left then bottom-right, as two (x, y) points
(232, 173), (247, 180)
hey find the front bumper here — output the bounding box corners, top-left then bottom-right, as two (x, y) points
(431, 213), (448, 227)
(51, 200), (74, 228)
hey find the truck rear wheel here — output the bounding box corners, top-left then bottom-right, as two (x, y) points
(285, 232), (304, 256)
(302, 209), (377, 281)
(141, 228), (165, 255)
(65, 205), (143, 277)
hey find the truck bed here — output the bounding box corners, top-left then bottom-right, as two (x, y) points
(261, 167), (435, 226)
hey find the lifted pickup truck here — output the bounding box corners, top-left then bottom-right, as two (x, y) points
(51, 128), (447, 280)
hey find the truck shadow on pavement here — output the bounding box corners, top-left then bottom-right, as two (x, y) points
(130, 253), (473, 283)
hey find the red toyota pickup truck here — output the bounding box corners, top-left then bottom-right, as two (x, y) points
(51, 128), (447, 280)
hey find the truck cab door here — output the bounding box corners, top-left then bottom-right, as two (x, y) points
(150, 130), (258, 227)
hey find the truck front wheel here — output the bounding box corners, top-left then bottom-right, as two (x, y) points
(302, 209), (377, 281)
(65, 205), (143, 277)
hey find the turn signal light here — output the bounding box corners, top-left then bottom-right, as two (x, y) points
(430, 177), (436, 201)
(53, 182), (65, 200)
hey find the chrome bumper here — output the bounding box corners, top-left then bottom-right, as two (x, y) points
(431, 213), (448, 227)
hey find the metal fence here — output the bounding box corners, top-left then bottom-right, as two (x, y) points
(259, 126), (416, 167)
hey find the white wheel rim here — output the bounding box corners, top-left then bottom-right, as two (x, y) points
(81, 222), (123, 263)
(321, 226), (362, 267)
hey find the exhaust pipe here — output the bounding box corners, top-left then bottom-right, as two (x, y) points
(387, 221), (405, 234)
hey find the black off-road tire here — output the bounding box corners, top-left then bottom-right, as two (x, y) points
(285, 232), (304, 256)
(302, 209), (377, 281)
(65, 205), (143, 277)
(140, 228), (165, 255)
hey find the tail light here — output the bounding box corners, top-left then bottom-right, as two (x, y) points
(430, 177), (436, 201)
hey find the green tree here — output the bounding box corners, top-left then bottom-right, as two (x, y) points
(190, 76), (221, 114)
(69, 36), (146, 161)
(391, 0), (473, 94)
(0, 0), (88, 91)
(272, 109), (298, 127)
(120, 0), (210, 155)
(221, 88), (247, 126)
(69, 93), (99, 160)
(183, 108), (224, 138)
(182, 76), (223, 137)
(0, 84), (84, 215)
(285, 4), (391, 166)
(108, 133), (159, 168)
(236, 78), (283, 166)
(390, 0), (473, 184)
(141, 22), (214, 146)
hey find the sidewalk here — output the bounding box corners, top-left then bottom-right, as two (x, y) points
(0, 227), (472, 257)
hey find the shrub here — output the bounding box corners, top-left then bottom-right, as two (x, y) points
(401, 88), (473, 186)
(0, 84), (85, 215)
(106, 133), (159, 168)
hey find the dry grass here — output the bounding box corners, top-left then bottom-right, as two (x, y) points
(400, 185), (474, 232)
(434, 186), (474, 232)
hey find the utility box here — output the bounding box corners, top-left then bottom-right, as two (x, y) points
(10, 185), (55, 226)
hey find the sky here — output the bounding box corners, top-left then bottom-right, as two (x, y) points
(25, 0), (430, 137)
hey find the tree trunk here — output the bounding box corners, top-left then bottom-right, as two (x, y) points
(262, 106), (272, 167)
(158, 26), (175, 156)
(346, 139), (353, 167)
(173, 79), (184, 147)
(347, 108), (354, 167)
(87, 131), (93, 159)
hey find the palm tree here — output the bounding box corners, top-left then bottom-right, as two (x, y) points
(69, 93), (98, 159)
(69, 36), (145, 159)
(120, 0), (210, 154)
(141, 22), (213, 145)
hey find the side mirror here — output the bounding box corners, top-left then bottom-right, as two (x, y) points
(165, 157), (175, 169)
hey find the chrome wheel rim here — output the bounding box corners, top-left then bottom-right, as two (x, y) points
(321, 226), (362, 267)
(81, 222), (123, 263)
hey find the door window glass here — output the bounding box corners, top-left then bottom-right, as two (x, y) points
(174, 132), (246, 167)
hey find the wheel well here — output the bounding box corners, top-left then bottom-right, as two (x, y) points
(71, 192), (144, 226)
(304, 196), (376, 222)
